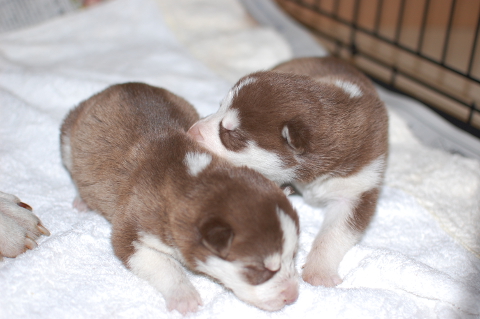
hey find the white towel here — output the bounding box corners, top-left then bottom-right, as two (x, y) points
(0, 0), (479, 318)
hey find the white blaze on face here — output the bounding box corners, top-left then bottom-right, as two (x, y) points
(195, 208), (299, 311)
(264, 253), (281, 272)
(221, 108), (240, 131)
(187, 75), (298, 185)
(184, 152), (212, 177)
(221, 76), (258, 110)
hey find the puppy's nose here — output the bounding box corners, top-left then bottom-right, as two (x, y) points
(187, 123), (204, 142)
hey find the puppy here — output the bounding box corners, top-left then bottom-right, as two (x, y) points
(0, 191), (50, 260)
(188, 57), (389, 287)
(60, 83), (300, 314)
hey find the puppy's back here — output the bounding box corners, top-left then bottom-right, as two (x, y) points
(273, 56), (366, 80)
(60, 83), (199, 218)
(273, 57), (378, 97)
(62, 83), (197, 137)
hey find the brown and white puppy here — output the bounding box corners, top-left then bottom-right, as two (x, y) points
(0, 191), (50, 260)
(60, 83), (300, 314)
(188, 57), (389, 287)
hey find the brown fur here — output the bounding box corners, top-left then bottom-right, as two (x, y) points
(224, 57), (388, 183)
(188, 57), (389, 287)
(271, 57), (388, 233)
(60, 82), (298, 288)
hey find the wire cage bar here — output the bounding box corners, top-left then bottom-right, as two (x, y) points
(275, 0), (480, 138)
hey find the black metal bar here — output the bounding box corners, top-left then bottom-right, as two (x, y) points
(352, 0), (360, 28)
(440, 0), (457, 65)
(350, 0), (361, 55)
(280, 0), (480, 136)
(467, 6), (480, 78)
(373, 0), (384, 35)
(303, 24), (474, 111)
(467, 102), (475, 125)
(417, 0), (430, 53)
(394, 0), (407, 44)
(282, 0), (480, 84)
(333, 0), (340, 17)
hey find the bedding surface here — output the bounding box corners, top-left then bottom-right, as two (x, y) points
(0, 0), (479, 318)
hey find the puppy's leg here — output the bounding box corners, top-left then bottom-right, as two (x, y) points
(0, 191), (50, 259)
(302, 188), (379, 287)
(60, 133), (91, 212)
(112, 225), (202, 315)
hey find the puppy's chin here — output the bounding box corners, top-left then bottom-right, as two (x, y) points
(196, 255), (299, 311)
(243, 277), (299, 312)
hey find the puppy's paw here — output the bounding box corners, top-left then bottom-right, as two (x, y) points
(165, 282), (203, 315)
(0, 191), (50, 259)
(302, 263), (342, 287)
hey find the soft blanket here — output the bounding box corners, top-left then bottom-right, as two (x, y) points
(0, 0), (479, 318)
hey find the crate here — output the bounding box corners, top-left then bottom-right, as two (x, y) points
(275, 0), (480, 138)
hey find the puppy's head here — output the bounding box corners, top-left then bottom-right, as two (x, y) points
(187, 72), (340, 184)
(183, 166), (300, 311)
(188, 71), (386, 184)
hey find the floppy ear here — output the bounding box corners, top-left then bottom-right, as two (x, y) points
(282, 117), (310, 155)
(199, 216), (234, 259)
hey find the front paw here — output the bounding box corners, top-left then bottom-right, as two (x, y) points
(302, 262), (342, 287)
(165, 282), (203, 315)
(0, 192), (50, 258)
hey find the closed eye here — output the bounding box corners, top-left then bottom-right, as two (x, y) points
(219, 121), (248, 151)
(221, 119), (231, 131)
(243, 264), (279, 286)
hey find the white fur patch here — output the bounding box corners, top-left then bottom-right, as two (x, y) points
(189, 75), (296, 185)
(184, 152), (212, 177)
(221, 76), (257, 110)
(297, 155), (386, 286)
(281, 125), (292, 146)
(138, 232), (180, 258)
(129, 232), (185, 268)
(128, 233), (201, 314)
(61, 135), (73, 171)
(277, 208), (299, 259)
(128, 234), (182, 287)
(264, 253), (281, 272)
(235, 76), (257, 93)
(226, 141), (297, 185)
(222, 109), (240, 131)
(302, 211), (359, 286)
(191, 112), (297, 184)
(296, 155), (385, 205)
(334, 80), (363, 98)
(195, 207), (299, 311)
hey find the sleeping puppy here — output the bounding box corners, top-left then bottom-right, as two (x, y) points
(60, 83), (300, 314)
(0, 191), (50, 260)
(187, 57), (389, 287)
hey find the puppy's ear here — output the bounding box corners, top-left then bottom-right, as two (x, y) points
(199, 216), (234, 259)
(282, 117), (310, 155)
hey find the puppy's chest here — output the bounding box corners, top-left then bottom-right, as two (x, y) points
(293, 155), (385, 205)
